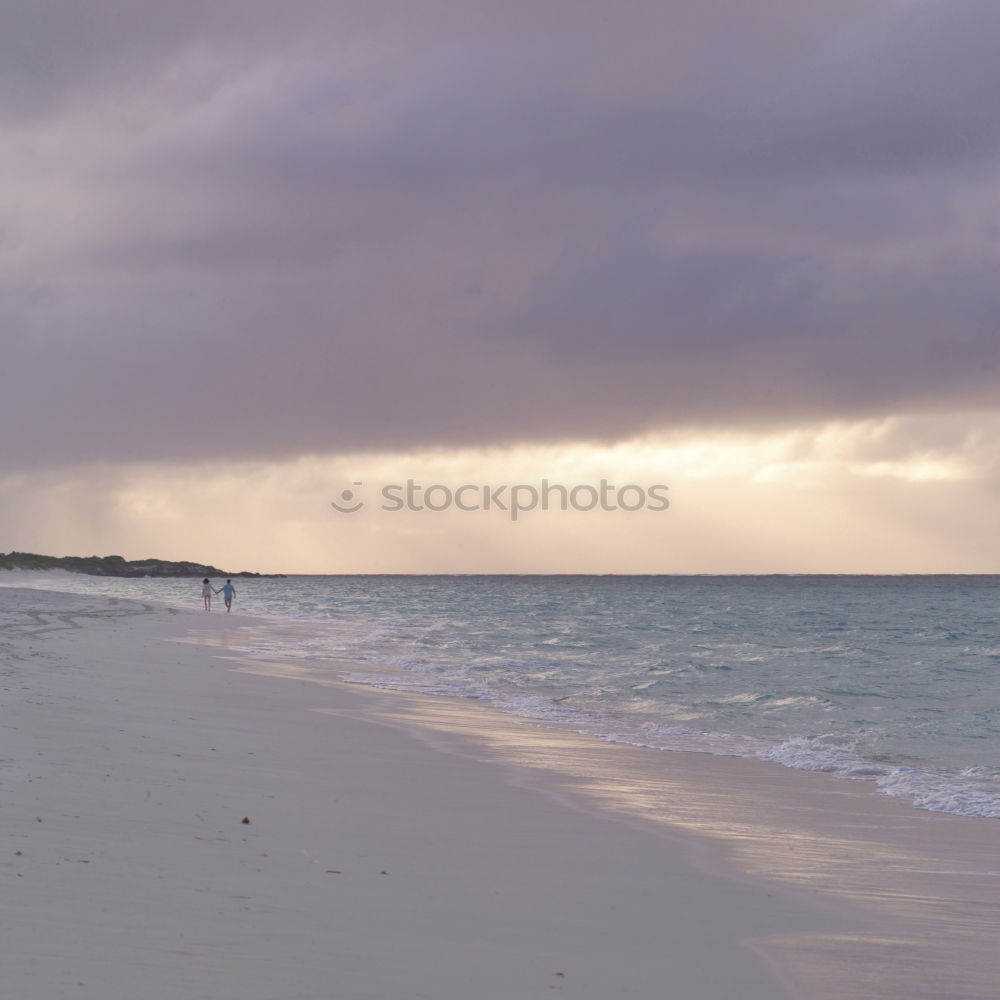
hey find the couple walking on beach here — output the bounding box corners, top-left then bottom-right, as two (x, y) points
(202, 578), (236, 612)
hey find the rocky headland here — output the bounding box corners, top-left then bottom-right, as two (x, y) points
(0, 551), (283, 578)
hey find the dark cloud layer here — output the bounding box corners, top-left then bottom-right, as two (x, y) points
(3, 0), (999, 470)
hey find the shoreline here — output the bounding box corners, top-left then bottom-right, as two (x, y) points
(3, 587), (997, 998)
(4, 568), (998, 821)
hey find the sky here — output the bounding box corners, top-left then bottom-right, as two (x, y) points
(2, 0), (998, 573)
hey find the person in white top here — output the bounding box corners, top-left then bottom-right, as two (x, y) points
(201, 578), (220, 611)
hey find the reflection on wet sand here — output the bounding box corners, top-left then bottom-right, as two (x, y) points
(336, 691), (999, 1000)
(207, 625), (999, 1000)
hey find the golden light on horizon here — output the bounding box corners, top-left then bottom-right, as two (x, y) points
(1, 412), (997, 575)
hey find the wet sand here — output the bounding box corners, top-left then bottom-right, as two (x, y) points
(2, 588), (996, 999)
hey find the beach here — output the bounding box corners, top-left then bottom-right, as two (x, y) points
(2, 587), (997, 1000)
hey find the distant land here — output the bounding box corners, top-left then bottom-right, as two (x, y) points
(0, 551), (284, 578)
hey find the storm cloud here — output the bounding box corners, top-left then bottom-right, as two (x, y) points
(3, 0), (998, 471)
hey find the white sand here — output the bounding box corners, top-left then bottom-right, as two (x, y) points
(2, 588), (997, 1000)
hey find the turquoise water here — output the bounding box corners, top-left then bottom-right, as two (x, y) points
(6, 572), (1000, 818)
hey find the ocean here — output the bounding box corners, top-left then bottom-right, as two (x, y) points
(5, 572), (999, 819)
